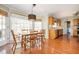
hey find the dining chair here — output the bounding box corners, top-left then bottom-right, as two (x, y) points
(30, 30), (37, 48)
(21, 29), (30, 50)
(11, 30), (17, 54)
(21, 35), (26, 50)
(11, 30), (22, 54)
(36, 30), (45, 48)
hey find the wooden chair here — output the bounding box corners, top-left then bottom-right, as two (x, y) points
(21, 35), (26, 50)
(30, 30), (37, 48)
(21, 29), (29, 50)
(36, 30), (45, 48)
(11, 30), (23, 54)
(11, 30), (17, 54)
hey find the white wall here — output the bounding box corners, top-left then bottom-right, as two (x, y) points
(61, 18), (67, 35)
(42, 16), (48, 39)
(61, 17), (75, 36)
(67, 17), (73, 36)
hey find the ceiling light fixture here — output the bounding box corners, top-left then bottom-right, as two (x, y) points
(28, 4), (36, 20)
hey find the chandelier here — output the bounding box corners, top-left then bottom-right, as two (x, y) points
(28, 4), (36, 20)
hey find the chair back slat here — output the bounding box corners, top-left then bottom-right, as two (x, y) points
(11, 30), (17, 43)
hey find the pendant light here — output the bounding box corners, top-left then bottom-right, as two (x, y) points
(28, 4), (36, 20)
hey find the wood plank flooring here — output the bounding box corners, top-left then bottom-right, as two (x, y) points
(0, 35), (79, 54)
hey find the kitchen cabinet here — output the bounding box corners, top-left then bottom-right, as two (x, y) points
(73, 19), (78, 26)
(48, 16), (55, 25)
(48, 16), (63, 39)
(73, 29), (77, 36)
(49, 29), (56, 39)
(49, 29), (63, 39)
(73, 19), (79, 36)
(48, 16), (56, 39)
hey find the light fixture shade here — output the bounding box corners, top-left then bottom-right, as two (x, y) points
(28, 14), (36, 20)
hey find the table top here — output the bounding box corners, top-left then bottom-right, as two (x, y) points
(22, 32), (43, 36)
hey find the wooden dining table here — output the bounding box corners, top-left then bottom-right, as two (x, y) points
(21, 32), (44, 53)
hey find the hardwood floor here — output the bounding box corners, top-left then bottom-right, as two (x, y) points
(0, 35), (79, 54)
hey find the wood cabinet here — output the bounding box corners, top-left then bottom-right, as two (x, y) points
(49, 29), (56, 39)
(57, 29), (63, 37)
(73, 19), (78, 26)
(49, 29), (63, 39)
(48, 16), (55, 25)
(48, 16), (56, 39)
(48, 16), (63, 39)
(73, 19), (79, 36)
(73, 29), (77, 36)
(73, 19), (79, 25)
(77, 19), (79, 23)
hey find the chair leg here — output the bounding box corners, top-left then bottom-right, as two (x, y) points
(30, 40), (35, 48)
(30, 40), (33, 48)
(21, 35), (26, 50)
(21, 39), (24, 49)
(24, 40), (26, 50)
(36, 38), (40, 48)
(12, 44), (16, 54)
(41, 37), (43, 49)
(21, 40), (26, 50)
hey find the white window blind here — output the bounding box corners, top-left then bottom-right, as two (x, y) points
(11, 14), (42, 34)
(34, 21), (42, 30)
(0, 15), (6, 41)
(11, 14), (33, 34)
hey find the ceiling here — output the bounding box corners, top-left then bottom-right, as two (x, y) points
(4, 4), (79, 18)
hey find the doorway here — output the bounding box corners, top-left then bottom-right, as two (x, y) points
(66, 21), (71, 37)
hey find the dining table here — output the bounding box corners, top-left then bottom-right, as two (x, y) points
(21, 31), (44, 53)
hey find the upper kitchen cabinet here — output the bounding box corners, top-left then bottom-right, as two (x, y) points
(48, 16), (55, 25)
(77, 19), (79, 23)
(73, 19), (79, 26)
(73, 19), (77, 26)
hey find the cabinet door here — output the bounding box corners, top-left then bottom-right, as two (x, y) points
(73, 19), (78, 26)
(73, 29), (77, 36)
(73, 19), (78, 36)
(49, 29), (56, 39)
(48, 16), (54, 25)
(77, 19), (79, 24)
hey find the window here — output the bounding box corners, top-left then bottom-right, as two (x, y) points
(0, 15), (6, 41)
(11, 14), (33, 34)
(11, 14), (42, 34)
(34, 21), (42, 30)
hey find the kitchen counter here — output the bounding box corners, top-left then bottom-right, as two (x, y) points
(49, 28), (63, 39)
